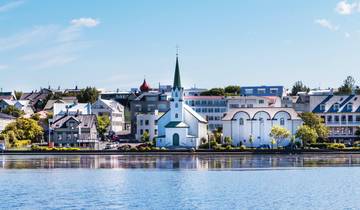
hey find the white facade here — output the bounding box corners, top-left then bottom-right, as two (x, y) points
(136, 110), (160, 141)
(92, 98), (125, 134)
(222, 108), (303, 147)
(53, 102), (92, 117)
(156, 56), (208, 148)
(226, 96), (281, 109)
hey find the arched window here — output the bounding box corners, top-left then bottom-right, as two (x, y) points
(175, 113), (178, 118)
(239, 118), (244, 125)
(280, 118), (285, 126)
(175, 103), (178, 108)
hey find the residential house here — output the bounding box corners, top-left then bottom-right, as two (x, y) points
(136, 110), (161, 141)
(50, 114), (98, 148)
(0, 91), (16, 100)
(0, 99), (34, 117)
(43, 97), (78, 112)
(53, 102), (92, 117)
(222, 107), (302, 147)
(92, 98), (125, 134)
(0, 112), (16, 132)
(20, 88), (52, 111)
(310, 94), (360, 143)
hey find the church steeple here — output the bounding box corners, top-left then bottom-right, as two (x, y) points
(173, 55), (181, 89)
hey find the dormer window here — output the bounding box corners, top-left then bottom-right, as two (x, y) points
(347, 103), (353, 111)
(320, 104), (325, 111)
(333, 103), (340, 111)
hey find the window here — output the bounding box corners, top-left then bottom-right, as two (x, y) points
(140, 120), (143, 126)
(154, 120), (158, 125)
(280, 118), (285, 126)
(270, 88), (278, 94)
(347, 103), (353, 111)
(207, 100), (213, 105)
(245, 89), (253, 94)
(214, 108), (220, 113)
(202, 108), (207, 113)
(327, 115), (332, 122)
(348, 115), (353, 122)
(333, 103), (340, 111)
(341, 115), (346, 122)
(140, 129), (143, 135)
(208, 116), (214, 121)
(230, 104), (239, 109)
(334, 116), (340, 122)
(356, 115), (360, 122)
(239, 118), (244, 125)
(175, 113), (178, 118)
(320, 104), (325, 111)
(145, 120), (149, 125)
(259, 100), (264, 104)
(145, 129), (149, 133)
(257, 88), (266, 94)
(208, 108), (214, 113)
(154, 129), (158, 135)
(196, 108), (201, 112)
(175, 92), (178, 97)
(175, 103), (178, 108)
(201, 100), (207, 105)
(247, 104), (253, 108)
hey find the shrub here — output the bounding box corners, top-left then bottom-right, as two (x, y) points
(327, 143), (345, 150)
(31, 145), (80, 151)
(239, 145), (246, 150)
(130, 147), (138, 152)
(225, 145), (232, 151)
(199, 140), (217, 149)
(13, 140), (31, 148)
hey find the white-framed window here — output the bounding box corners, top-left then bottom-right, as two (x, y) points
(320, 104), (325, 111)
(347, 103), (353, 111)
(175, 103), (178, 108)
(257, 88), (266, 94)
(175, 113), (178, 118)
(245, 89), (253, 95)
(259, 100), (264, 104)
(333, 103), (340, 111)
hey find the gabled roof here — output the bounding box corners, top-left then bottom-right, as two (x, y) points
(184, 104), (207, 123)
(51, 114), (97, 129)
(165, 121), (189, 128)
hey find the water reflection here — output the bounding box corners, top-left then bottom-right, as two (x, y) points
(1, 154), (360, 169)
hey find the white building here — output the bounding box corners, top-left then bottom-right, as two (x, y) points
(0, 113), (16, 132)
(0, 99), (34, 117)
(92, 98), (125, 134)
(136, 110), (161, 141)
(53, 102), (92, 117)
(156, 56), (208, 148)
(226, 96), (281, 109)
(222, 107), (302, 147)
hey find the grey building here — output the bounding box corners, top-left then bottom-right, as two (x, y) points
(51, 114), (98, 148)
(130, 92), (170, 136)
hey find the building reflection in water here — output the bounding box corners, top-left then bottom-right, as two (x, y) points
(1, 154), (360, 169)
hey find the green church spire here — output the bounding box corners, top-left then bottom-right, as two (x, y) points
(173, 55), (181, 89)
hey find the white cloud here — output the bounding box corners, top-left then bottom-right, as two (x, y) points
(0, 0), (24, 13)
(314, 19), (339, 31)
(0, 64), (8, 70)
(70, 18), (100, 28)
(335, 1), (357, 15)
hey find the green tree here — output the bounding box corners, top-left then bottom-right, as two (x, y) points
(291, 81), (310, 96)
(299, 112), (329, 141)
(269, 125), (291, 148)
(14, 91), (23, 100)
(337, 76), (355, 95)
(224, 85), (240, 95)
(2, 118), (44, 144)
(224, 136), (232, 146)
(141, 131), (150, 142)
(200, 88), (225, 96)
(97, 115), (111, 140)
(77, 87), (99, 103)
(1, 105), (24, 118)
(295, 125), (318, 146)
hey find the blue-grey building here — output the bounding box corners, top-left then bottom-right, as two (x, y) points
(240, 86), (285, 97)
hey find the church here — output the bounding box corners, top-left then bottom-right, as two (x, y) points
(156, 55), (208, 148)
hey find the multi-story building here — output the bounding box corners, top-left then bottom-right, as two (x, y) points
(50, 114), (98, 148)
(227, 96), (281, 109)
(310, 94), (360, 143)
(184, 96), (227, 131)
(136, 110), (161, 141)
(240, 86), (286, 97)
(92, 98), (125, 134)
(53, 102), (92, 117)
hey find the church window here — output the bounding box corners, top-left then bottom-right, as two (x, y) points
(175, 103), (178, 108)
(239, 118), (244, 125)
(175, 113), (178, 118)
(280, 118), (285, 126)
(175, 92), (178, 97)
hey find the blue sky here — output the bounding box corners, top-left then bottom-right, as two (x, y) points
(0, 0), (360, 91)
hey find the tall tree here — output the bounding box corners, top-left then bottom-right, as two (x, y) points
(200, 88), (225, 96)
(269, 125), (291, 148)
(224, 85), (240, 95)
(77, 87), (99, 103)
(97, 115), (111, 140)
(337, 76), (355, 95)
(291, 81), (310, 96)
(295, 125), (318, 146)
(299, 112), (329, 141)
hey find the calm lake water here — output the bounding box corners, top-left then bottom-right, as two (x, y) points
(1, 154), (360, 209)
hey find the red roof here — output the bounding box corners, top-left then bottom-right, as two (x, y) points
(140, 79), (150, 92)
